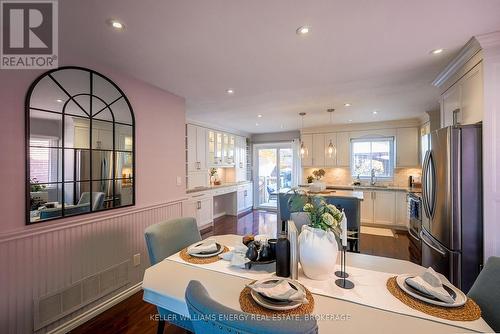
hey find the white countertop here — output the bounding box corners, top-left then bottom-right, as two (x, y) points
(187, 180), (252, 194)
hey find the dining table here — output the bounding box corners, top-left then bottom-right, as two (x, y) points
(142, 234), (492, 333)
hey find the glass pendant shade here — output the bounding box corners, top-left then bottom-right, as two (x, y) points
(327, 140), (336, 158)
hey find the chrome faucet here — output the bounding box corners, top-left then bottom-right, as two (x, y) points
(370, 169), (377, 186)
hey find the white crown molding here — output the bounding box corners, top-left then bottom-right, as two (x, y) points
(186, 118), (250, 137)
(475, 30), (500, 49)
(432, 37), (482, 88)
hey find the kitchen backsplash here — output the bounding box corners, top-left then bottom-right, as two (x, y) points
(302, 167), (422, 187)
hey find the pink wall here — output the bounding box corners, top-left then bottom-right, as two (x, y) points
(0, 60), (186, 234)
(0, 58), (187, 332)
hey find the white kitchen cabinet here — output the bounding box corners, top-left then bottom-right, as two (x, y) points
(235, 136), (247, 182)
(396, 127), (419, 167)
(184, 194), (213, 228)
(324, 133), (337, 167)
(187, 124), (207, 172)
(312, 134), (326, 167)
(441, 61), (483, 127)
(395, 191), (408, 227)
(237, 183), (253, 213)
(244, 184), (253, 209)
(360, 191), (374, 224)
(300, 134), (313, 166)
(336, 132), (350, 167)
(373, 191), (396, 225)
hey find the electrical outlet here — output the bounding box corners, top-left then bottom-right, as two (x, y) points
(133, 253), (140, 266)
(176, 176), (182, 186)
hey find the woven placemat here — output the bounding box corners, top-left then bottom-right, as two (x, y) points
(179, 246), (229, 264)
(387, 276), (481, 321)
(239, 281), (314, 316)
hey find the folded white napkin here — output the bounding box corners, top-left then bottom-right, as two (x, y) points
(187, 239), (218, 255)
(219, 245), (250, 268)
(406, 267), (454, 304)
(248, 279), (308, 304)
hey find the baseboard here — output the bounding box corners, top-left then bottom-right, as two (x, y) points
(47, 282), (143, 334)
(213, 211), (227, 219)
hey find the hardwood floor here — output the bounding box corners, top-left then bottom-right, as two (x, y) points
(72, 210), (410, 334)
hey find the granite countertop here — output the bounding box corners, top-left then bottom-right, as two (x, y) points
(299, 184), (422, 193)
(186, 180), (252, 194)
(279, 187), (364, 200)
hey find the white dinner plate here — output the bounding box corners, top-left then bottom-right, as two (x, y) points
(249, 278), (305, 311)
(396, 274), (467, 308)
(188, 242), (225, 258)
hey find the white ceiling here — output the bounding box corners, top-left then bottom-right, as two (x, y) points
(60, 0), (500, 133)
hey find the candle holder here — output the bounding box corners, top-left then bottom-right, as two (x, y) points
(335, 245), (354, 289)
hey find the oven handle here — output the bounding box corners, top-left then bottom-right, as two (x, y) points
(420, 230), (446, 256)
(408, 228), (420, 242)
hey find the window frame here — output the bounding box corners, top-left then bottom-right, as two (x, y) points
(26, 66), (136, 225)
(350, 136), (395, 180)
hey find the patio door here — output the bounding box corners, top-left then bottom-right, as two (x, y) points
(254, 144), (293, 210)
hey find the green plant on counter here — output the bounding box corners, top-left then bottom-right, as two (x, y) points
(303, 195), (343, 235)
(30, 177), (46, 192)
(312, 169), (326, 180)
(209, 168), (217, 177)
(306, 175), (314, 183)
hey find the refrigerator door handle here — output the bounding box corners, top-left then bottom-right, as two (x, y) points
(420, 230), (446, 256)
(421, 150), (431, 219)
(408, 227), (420, 242)
(428, 151), (437, 219)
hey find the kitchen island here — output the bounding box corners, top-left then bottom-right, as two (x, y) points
(278, 187), (363, 252)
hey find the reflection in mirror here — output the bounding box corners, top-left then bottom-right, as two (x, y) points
(115, 179), (134, 206)
(115, 124), (133, 151)
(27, 67), (135, 224)
(92, 120), (113, 150)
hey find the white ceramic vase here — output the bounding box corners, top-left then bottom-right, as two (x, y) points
(298, 225), (338, 280)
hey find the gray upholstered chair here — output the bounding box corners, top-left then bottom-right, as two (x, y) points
(467, 256), (500, 332)
(185, 280), (318, 334)
(78, 192), (105, 211)
(144, 217), (202, 334)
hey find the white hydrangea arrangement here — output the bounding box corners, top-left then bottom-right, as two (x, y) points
(303, 196), (343, 235)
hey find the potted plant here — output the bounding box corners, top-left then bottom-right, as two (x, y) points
(209, 168), (218, 185)
(309, 169), (326, 192)
(297, 195), (344, 280)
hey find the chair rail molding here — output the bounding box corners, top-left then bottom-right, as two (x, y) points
(476, 30), (500, 260)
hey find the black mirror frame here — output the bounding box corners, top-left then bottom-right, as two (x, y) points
(25, 66), (136, 225)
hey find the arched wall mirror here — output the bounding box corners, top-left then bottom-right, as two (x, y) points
(26, 66), (135, 224)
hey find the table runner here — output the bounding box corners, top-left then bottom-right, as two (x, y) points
(166, 236), (490, 332)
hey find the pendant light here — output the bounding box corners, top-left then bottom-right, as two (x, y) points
(327, 108), (336, 158)
(299, 112), (308, 158)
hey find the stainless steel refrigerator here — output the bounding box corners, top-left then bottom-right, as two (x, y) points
(421, 124), (483, 292)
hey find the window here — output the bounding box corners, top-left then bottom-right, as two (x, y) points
(29, 137), (60, 184)
(351, 137), (394, 178)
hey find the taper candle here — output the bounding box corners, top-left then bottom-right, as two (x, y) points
(341, 210), (347, 247)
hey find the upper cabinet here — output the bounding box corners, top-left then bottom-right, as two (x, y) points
(207, 129), (236, 167)
(235, 136), (247, 182)
(301, 132), (349, 167)
(396, 127), (419, 167)
(300, 134), (313, 166)
(312, 134), (326, 167)
(187, 124), (207, 172)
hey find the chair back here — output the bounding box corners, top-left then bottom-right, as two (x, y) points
(144, 217), (201, 265)
(78, 192), (105, 211)
(185, 280), (318, 334)
(468, 256), (500, 332)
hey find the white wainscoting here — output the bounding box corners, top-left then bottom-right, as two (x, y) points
(0, 199), (185, 334)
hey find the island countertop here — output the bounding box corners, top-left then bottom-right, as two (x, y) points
(279, 187), (364, 200)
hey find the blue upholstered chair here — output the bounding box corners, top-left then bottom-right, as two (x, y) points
(78, 192), (105, 211)
(144, 217), (202, 334)
(467, 256), (500, 332)
(185, 280), (318, 334)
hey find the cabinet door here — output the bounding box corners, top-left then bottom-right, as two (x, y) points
(215, 132), (223, 165)
(197, 197), (213, 227)
(373, 191), (396, 225)
(395, 192), (408, 227)
(360, 191), (374, 224)
(312, 134), (325, 167)
(460, 62), (483, 125)
(441, 84), (461, 127)
(208, 131), (216, 166)
(237, 190), (245, 212)
(300, 134), (313, 166)
(396, 127), (419, 167)
(187, 124), (198, 172)
(74, 126), (89, 149)
(244, 184), (253, 209)
(182, 199), (198, 220)
(196, 126), (207, 170)
(336, 132), (350, 167)
(324, 133), (337, 167)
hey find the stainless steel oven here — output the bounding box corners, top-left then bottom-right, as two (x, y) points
(407, 192), (422, 265)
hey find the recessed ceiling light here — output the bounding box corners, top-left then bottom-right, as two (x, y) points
(430, 48), (444, 55)
(372, 110), (378, 115)
(296, 26), (310, 35)
(56, 99), (64, 103)
(344, 103), (352, 107)
(108, 19), (124, 30)
(255, 123), (259, 126)
(257, 114), (263, 118)
(348, 119), (353, 122)
(226, 89), (234, 95)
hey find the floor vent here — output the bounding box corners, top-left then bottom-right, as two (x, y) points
(34, 260), (130, 330)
